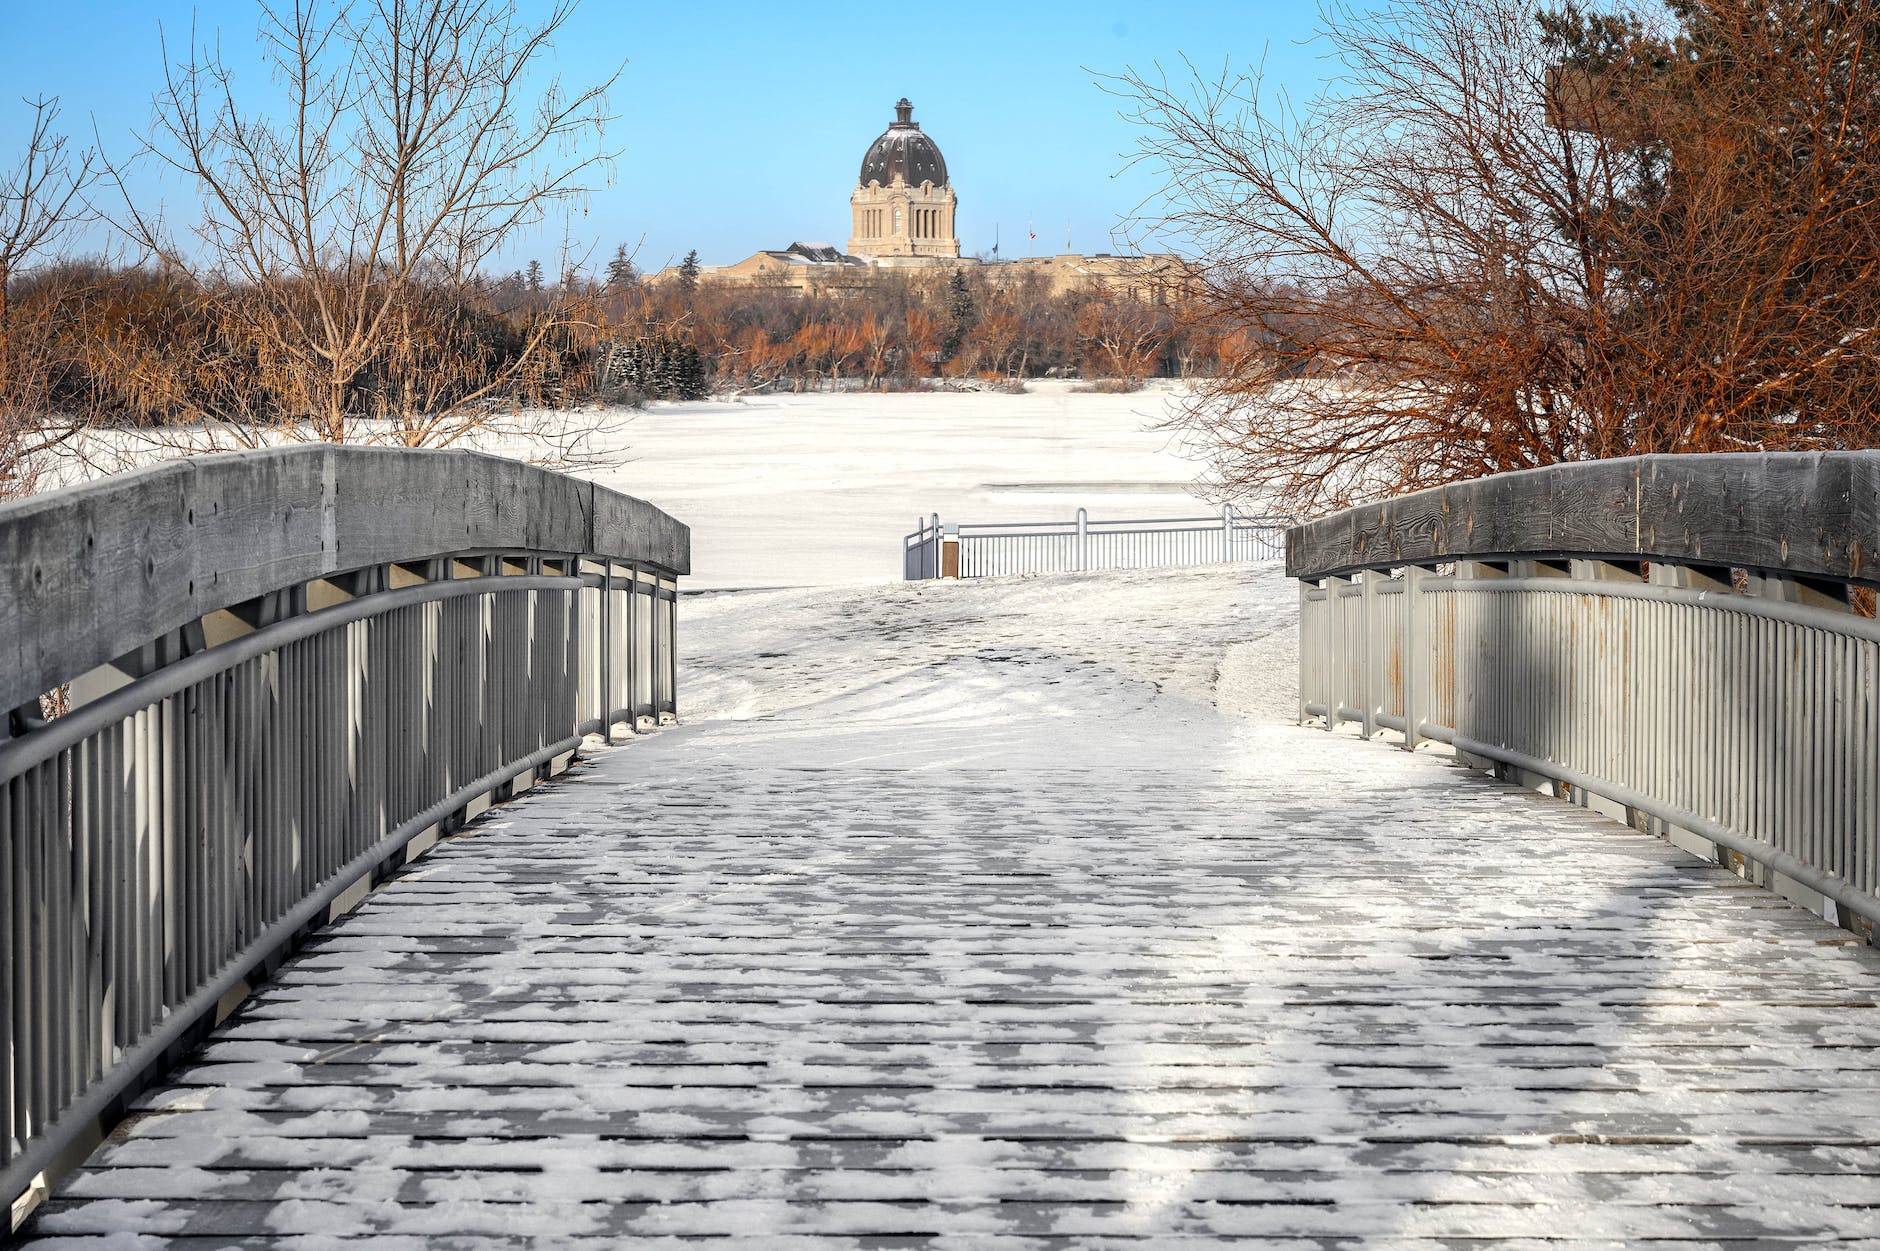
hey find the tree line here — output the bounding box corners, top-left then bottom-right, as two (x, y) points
(632, 267), (1209, 395)
(0, 241), (1210, 462)
(0, 0), (1215, 504)
(10, 0), (1879, 515)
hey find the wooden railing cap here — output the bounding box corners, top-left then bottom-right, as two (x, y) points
(0, 445), (689, 712)
(1285, 451), (1880, 583)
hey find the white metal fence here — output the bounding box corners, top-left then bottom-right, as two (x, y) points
(1291, 453), (1880, 941)
(905, 506), (1288, 580)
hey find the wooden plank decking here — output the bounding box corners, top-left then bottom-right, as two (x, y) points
(20, 569), (1880, 1248)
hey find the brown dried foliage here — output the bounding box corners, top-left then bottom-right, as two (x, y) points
(625, 265), (1186, 392)
(1118, 0), (1880, 514)
(106, 0), (621, 460)
(0, 96), (97, 498)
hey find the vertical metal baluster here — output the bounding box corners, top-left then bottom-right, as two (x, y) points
(1404, 568), (1424, 750)
(1858, 632), (1871, 896)
(8, 773), (27, 1152)
(71, 740), (93, 1087)
(627, 570), (640, 731)
(32, 762), (51, 1134)
(599, 561), (614, 743)
(668, 581), (680, 722)
(1358, 571), (1378, 739)
(1, 773), (13, 1166)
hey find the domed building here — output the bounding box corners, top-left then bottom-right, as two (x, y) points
(848, 99), (959, 263)
(650, 98), (1192, 304)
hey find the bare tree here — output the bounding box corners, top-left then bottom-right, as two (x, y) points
(113, 0), (621, 456)
(0, 95), (96, 498)
(1118, 0), (1880, 514)
(1075, 293), (1168, 385)
(1115, 1), (1650, 511)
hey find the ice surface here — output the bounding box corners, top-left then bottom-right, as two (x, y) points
(576, 381), (1219, 589)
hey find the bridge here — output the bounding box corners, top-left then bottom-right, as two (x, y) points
(5, 448), (1879, 1246)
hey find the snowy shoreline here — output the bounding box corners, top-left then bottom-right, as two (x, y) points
(583, 380), (1220, 590)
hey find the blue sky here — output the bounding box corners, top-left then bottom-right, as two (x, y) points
(0, 1), (1338, 275)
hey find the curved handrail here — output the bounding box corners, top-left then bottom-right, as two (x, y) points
(0, 445), (689, 716)
(1286, 451), (1880, 585)
(1289, 452), (1880, 946)
(1, 449), (686, 1225)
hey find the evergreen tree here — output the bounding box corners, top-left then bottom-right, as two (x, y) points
(609, 328), (707, 401)
(525, 259), (544, 293)
(677, 249), (701, 296)
(941, 270), (976, 362)
(605, 244), (637, 291)
(1541, 0), (1880, 442)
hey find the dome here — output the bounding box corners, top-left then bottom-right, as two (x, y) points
(858, 99), (948, 188)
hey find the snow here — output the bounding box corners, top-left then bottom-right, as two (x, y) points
(21, 392), (1880, 1246)
(29, 549), (1880, 1245)
(48, 381), (1220, 593)
(662, 563), (1299, 773)
(578, 380), (1215, 589)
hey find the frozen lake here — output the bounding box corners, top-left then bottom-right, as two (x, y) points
(47, 380), (1219, 592)
(583, 381), (1216, 590)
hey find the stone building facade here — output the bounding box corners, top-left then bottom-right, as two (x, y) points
(848, 100), (960, 262)
(650, 99), (1191, 302)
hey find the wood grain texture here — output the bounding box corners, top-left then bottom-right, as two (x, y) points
(0, 447), (689, 710)
(20, 565), (1880, 1247)
(1287, 452), (1880, 582)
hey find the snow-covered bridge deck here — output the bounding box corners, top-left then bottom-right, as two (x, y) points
(23, 567), (1880, 1248)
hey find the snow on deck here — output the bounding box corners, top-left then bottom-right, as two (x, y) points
(23, 564), (1880, 1248)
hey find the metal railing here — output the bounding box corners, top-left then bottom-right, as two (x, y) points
(0, 447), (688, 1220)
(904, 506), (1288, 580)
(904, 514), (945, 581)
(1290, 452), (1880, 940)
